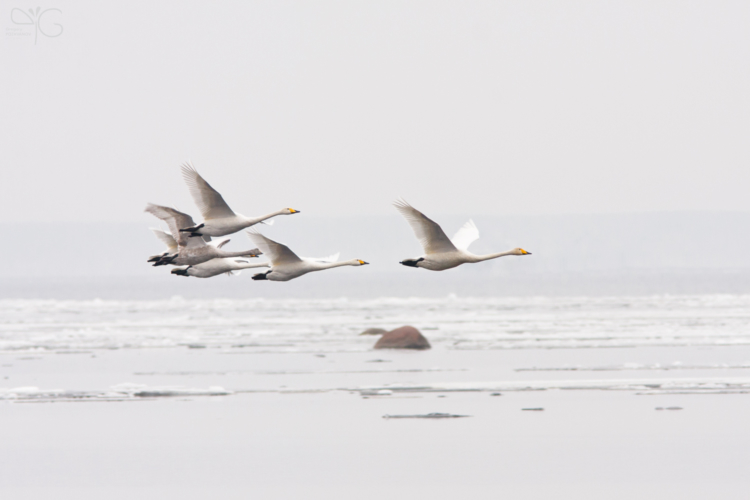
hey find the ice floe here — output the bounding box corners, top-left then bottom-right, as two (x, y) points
(352, 377), (750, 396)
(517, 362), (750, 372)
(382, 413), (470, 419)
(0, 383), (232, 402)
(1, 295), (749, 352)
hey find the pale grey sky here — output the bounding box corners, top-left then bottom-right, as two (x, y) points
(2, 1), (749, 223)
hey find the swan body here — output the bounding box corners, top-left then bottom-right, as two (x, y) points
(171, 258), (270, 278)
(179, 162), (299, 237)
(247, 230), (368, 282)
(147, 228), (264, 278)
(146, 227), (230, 262)
(144, 203), (262, 267)
(394, 199), (531, 271)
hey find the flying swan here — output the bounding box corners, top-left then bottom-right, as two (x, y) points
(247, 230), (368, 282)
(144, 203), (262, 267)
(178, 162), (300, 238)
(148, 228), (270, 278)
(393, 199), (531, 271)
(171, 258), (270, 278)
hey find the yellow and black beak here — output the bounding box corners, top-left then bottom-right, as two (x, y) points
(521, 249), (531, 255)
(289, 208), (300, 214)
(358, 260), (369, 265)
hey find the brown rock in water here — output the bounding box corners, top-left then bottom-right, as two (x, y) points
(373, 326), (431, 350)
(359, 328), (389, 336)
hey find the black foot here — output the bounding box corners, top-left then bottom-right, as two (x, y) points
(171, 267), (191, 277)
(399, 258), (424, 268)
(179, 223), (204, 233)
(153, 255), (177, 266)
(147, 252), (168, 263)
(252, 271), (270, 281)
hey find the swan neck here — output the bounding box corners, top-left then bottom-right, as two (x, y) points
(237, 262), (268, 270)
(251, 209), (286, 223)
(471, 250), (514, 262)
(221, 249), (260, 258)
(316, 260), (356, 270)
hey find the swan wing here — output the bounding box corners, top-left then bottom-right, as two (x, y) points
(246, 231), (302, 266)
(302, 252), (340, 264)
(393, 199), (456, 254)
(150, 228), (178, 253)
(210, 238), (230, 249)
(451, 219), (480, 251)
(144, 203), (205, 249)
(180, 162), (236, 220)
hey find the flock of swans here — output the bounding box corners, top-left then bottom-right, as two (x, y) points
(145, 163), (531, 282)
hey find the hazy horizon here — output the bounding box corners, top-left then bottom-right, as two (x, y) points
(3, 210), (749, 299)
(3, 1), (750, 224)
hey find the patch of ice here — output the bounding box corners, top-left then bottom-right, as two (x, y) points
(517, 363), (750, 372)
(0, 384), (232, 402)
(353, 377), (750, 395)
(382, 412), (469, 419)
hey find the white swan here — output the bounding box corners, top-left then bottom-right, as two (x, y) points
(144, 203), (262, 267)
(178, 162), (299, 237)
(147, 227), (232, 261)
(171, 258), (270, 278)
(246, 230), (368, 281)
(393, 199), (531, 271)
(148, 228), (268, 278)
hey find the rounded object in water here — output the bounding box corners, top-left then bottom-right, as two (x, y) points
(373, 326), (431, 350)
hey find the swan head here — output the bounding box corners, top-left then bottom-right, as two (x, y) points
(284, 208), (300, 215)
(512, 248), (531, 255)
(356, 259), (369, 266)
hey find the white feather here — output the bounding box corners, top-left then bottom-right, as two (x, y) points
(451, 219), (480, 251)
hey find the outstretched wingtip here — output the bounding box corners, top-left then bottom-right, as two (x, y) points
(144, 202), (166, 217)
(179, 161), (202, 183)
(392, 198), (413, 211)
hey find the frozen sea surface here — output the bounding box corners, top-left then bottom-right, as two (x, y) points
(2, 295), (750, 499)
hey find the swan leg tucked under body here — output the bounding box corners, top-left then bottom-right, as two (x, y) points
(246, 230), (368, 282)
(178, 162), (300, 237)
(393, 199), (531, 271)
